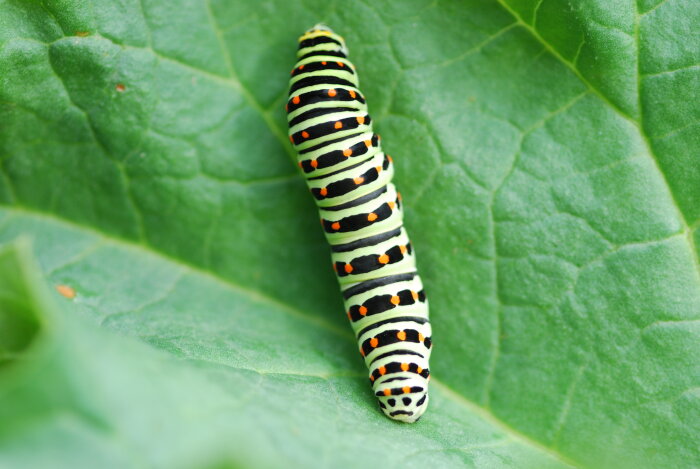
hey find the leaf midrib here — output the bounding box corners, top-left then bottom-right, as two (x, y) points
(0, 203), (578, 468)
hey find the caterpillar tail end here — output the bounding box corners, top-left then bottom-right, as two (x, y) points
(298, 24), (349, 57)
(306, 23), (333, 33)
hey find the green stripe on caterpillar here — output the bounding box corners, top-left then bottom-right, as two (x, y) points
(286, 24), (432, 423)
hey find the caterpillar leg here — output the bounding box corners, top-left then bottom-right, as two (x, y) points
(286, 25), (432, 423)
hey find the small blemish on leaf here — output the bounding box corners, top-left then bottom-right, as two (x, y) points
(115, 83), (126, 92)
(56, 285), (76, 299)
(75, 31), (90, 37)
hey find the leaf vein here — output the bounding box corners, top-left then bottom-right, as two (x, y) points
(0, 203), (578, 468)
(496, 0), (700, 283)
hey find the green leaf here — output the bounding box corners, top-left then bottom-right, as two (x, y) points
(0, 0), (698, 468)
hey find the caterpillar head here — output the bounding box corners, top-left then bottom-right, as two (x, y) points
(375, 378), (429, 423)
(298, 24), (349, 58)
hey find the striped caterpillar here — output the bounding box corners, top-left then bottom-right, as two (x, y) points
(286, 25), (432, 423)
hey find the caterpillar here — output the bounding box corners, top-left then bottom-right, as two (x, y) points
(286, 25), (432, 423)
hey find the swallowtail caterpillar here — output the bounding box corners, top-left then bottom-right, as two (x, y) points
(286, 25), (432, 423)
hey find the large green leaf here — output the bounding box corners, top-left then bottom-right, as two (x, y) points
(0, 0), (698, 467)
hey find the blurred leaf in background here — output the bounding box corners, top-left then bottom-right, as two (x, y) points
(0, 0), (698, 467)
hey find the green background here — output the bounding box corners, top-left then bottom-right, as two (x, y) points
(1, 0), (698, 467)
